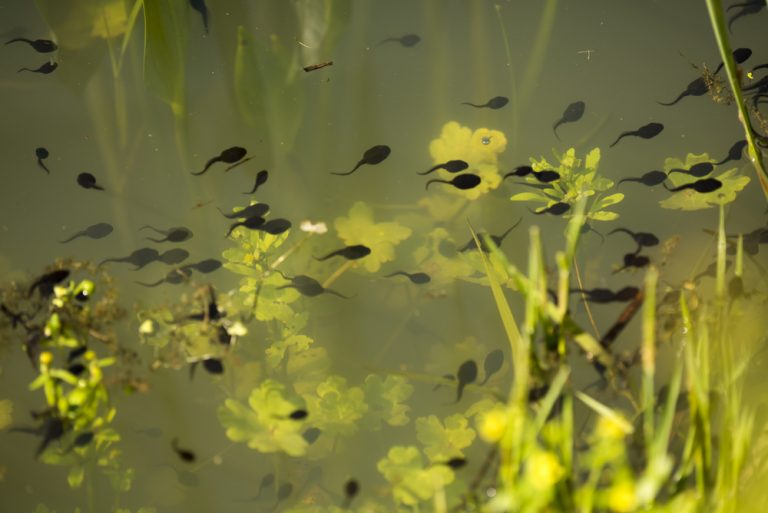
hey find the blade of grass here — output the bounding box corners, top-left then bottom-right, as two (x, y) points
(574, 391), (634, 435)
(532, 366), (570, 433)
(641, 267), (658, 459)
(704, 0), (768, 198)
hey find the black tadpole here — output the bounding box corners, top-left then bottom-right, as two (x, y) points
(314, 244), (371, 261)
(332, 145), (391, 176)
(727, 2), (764, 33)
(657, 77), (708, 106)
(18, 62), (57, 74)
(553, 100), (585, 139)
(141, 225), (193, 243)
(418, 160), (469, 175)
(383, 271), (431, 284)
(664, 178), (722, 193)
(425, 173), (481, 190)
(99, 248), (160, 269)
(226, 215), (265, 237)
(459, 217), (522, 253)
(244, 170), (269, 194)
(479, 349), (503, 385)
(715, 140), (747, 165)
(455, 360), (478, 402)
(618, 170), (667, 187)
(277, 273), (351, 298)
(35, 147), (50, 173)
(462, 96), (509, 109)
(60, 222), (113, 243)
(257, 218), (292, 235)
(192, 146), (248, 175)
(376, 33), (421, 47)
(77, 172), (104, 190)
(218, 202), (270, 219)
(189, 0), (209, 34)
(609, 122), (664, 148)
(607, 227), (659, 251)
(529, 202), (570, 216)
(5, 38), (58, 53)
(668, 162), (714, 178)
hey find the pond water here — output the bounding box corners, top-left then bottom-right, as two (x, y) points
(0, 1), (767, 513)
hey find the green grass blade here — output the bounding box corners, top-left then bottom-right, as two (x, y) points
(574, 391), (634, 435)
(704, 0), (768, 198)
(642, 267), (658, 458)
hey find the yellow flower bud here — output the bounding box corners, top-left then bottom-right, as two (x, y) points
(607, 480), (636, 512)
(84, 350), (96, 361)
(596, 414), (631, 440)
(526, 450), (563, 490)
(478, 408), (508, 442)
(39, 351), (54, 366)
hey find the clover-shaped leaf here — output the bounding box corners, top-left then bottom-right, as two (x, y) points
(287, 347), (332, 395)
(416, 414), (476, 463)
(377, 446), (455, 506)
(660, 153), (750, 211)
(266, 334), (314, 369)
(363, 375), (414, 429)
(412, 227), (478, 286)
(334, 202), (412, 272)
(218, 379), (308, 456)
(302, 375), (368, 436)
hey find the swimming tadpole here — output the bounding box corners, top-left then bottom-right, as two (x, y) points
(303, 428), (322, 444)
(76, 172), (104, 191)
(98, 248), (160, 269)
(455, 360), (478, 402)
(244, 170), (269, 194)
(18, 61), (57, 74)
(218, 202), (270, 219)
(181, 258), (222, 274)
(617, 170), (667, 187)
(553, 100), (585, 140)
(529, 202), (570, 216)
(171, 438), (196, 463)
(713, 47), (752, 74)
(609, 122), (664, 148)
(332, 145), (391, 176)
(141, 225), (193, 243)
(257, 218), (292, 235)
(276, 273), (352, 299)
(663, 177), (723, 193)
(376, 33), (421, 47)
(727, 1), (765, 33)
(657, 77), (708, 106)
(715, 140), (747, 165)
(607, 227), (659, 252)
(5, 37), (58, 53)
(425, 173), (481, 191)
(158, 248), (190, 265)
(135, 267), (193, 287)
(461, 95), (509, 109)
(191, 146), (248, 175)
(479, 349), (504, 385)
(225, 215), (265, 237)
(613, 253), (651, 274)
(188, 0), (209, 34)
(35, 147), (50, 173)
(383, 271), (431, 284)
(342, 478), (360, 509)
(503, 166), (560, 183)
(60, 222), (113, 243)
(458, 217), (523, 253)
(314, 244), (371, 261)
(570, 286), (640, 303)
(28, 269), (70, 298)
(667, 162), (714, 178)
(418, 160), (469, 175)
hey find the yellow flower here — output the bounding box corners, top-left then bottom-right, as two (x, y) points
(39, 351), (53, 366)
(596, 414), (630, 440)
(607, 480), (636, 512)
(427, 121), (507, 200)
(526, 450), (563, 490)
(478, 407), (508, 442)
(334, 202), (412, 273)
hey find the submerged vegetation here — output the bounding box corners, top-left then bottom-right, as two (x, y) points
(1, 1), (767, 513)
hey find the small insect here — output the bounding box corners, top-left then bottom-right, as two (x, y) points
(35, 147), (50, 173)
(18, 62), (58, 74)
(332, 145), (391, 176)
(481, 136), (492, 145)
(76, 172), (104, 190)
(425, 173), (481, 191)
(461, 96), (508, 109)
(171, 438), (196, 463)
(553, 100), (585, 139)
(618, 170), (667, 187)
(60, 222), (113, 243)
(5, 37), (58, 53)
(609, 122), (664, 148)
(418, 160), (469, 175)
(664, 177), (722, 193)
(383, 271), (431, 284)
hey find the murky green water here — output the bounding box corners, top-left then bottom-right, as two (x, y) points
(1, 1), (767, 512)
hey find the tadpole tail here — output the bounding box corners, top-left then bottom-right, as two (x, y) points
(383, 272), (407, 279)
(461, 102), (482, 108)
(324, 288), (354, 299)
(552, 120), (563, 140)
(5, 37), (32, 45)
(607, 227), (633, 238)
(217, 207), (237, 219)
(331, 163), (361, 176)
(191, 157), (218, 176)
(37, 159), (50, 174)
(609, 132), (628, 148)
(417, 165), (440, 175)
(59, 232), (84, 244)
(135, 278), (165, 287)
(145, 236), (166, 243)
(617, 177), (640, 186)
(527, 207), (546, 215)
(657, 91), (686, 106)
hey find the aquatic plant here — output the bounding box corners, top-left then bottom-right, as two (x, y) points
(510, 147), (624, 222)
(660, 152), (750, 210)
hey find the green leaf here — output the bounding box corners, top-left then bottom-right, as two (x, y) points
(510, 192), (551, 203)
(588, 210), (619, 221)
(592, 193), (624, 211)
(266, 334), (314, 369)
(218, 380), (308, 456)
(377, 446), (455, 506)
(143, 0), (188, 114)
(585, 147), (601, 171)
(415, 414), (476, 463)
(302, 375), (368, 436)
(362, 375), (414, 429)
(67, 465), (85, 489)
(334, 202), (412, 272)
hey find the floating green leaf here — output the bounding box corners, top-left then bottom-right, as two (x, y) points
(660, 153), (750, 211)
(302, 375), (368, 436)
(363, 375), (414, 429)
(334, 202), (412, 273)
(218, 380), (308, 456)
(415, 414), (476, 463)
(377, 446), (455, 506)
(266, 334), (314, 369)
